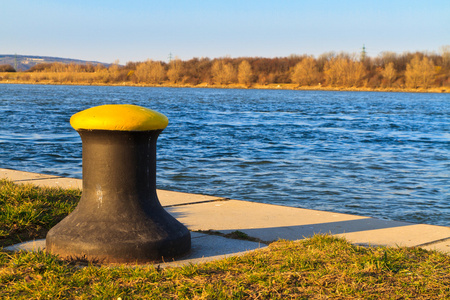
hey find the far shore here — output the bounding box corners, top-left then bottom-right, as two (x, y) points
(0, 78), (448, 94)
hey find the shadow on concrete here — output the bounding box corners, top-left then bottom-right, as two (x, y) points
(168, 206), (415, 243)
(221, 218), (414, 242)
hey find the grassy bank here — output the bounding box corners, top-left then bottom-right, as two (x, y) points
(1, 179), (449, 299)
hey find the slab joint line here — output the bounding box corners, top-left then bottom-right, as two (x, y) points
(415, 236), (450, 247)
(163, 198), (230, 208)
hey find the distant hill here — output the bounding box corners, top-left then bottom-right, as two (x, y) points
(0, 54), (109, 71)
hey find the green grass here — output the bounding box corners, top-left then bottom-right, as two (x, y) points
(1, 179), (449, 299)
(0, 179), (80, 247)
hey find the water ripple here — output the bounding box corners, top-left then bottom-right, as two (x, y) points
(0, 84), (449, 226)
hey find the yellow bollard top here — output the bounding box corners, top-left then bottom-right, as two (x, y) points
(70, 104), (169, 131)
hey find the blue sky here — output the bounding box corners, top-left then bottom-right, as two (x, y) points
(1, 0), (449, 64)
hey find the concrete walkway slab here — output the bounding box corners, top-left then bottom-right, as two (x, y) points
(335, 224), (450, 248)
(0, 168), (82, 189)
(3, 239), (46, 252)
(166, 200), (450, 250)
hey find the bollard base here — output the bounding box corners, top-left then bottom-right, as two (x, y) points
(46, 208), (191, 264)
(45, 129), (191, 264)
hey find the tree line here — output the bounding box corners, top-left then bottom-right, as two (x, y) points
(1, 47), (449, 90)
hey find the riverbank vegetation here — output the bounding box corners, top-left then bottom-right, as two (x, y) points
(1, 179), (449, 299)
(1, 47), (449, 93)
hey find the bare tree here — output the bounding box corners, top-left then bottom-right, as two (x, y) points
(290, 57), (320, 86)
(405, 55), (435, 88)
(324, 58), (366, 87)
(381, 62), (396, 87)
(167, 58), (184, 83)
(439, 45), (450, 68)
(323, 58), (342, 86)
(238, 60), (253, 86)
(212, 60), (236, 84)
(135, 60), (166, 84)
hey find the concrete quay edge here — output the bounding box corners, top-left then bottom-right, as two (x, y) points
(1, 168), (449, 267)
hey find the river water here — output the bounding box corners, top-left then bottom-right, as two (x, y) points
(0, 84), (449, 226)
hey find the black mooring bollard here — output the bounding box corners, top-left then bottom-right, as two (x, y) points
(46, 104), (191, 264)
